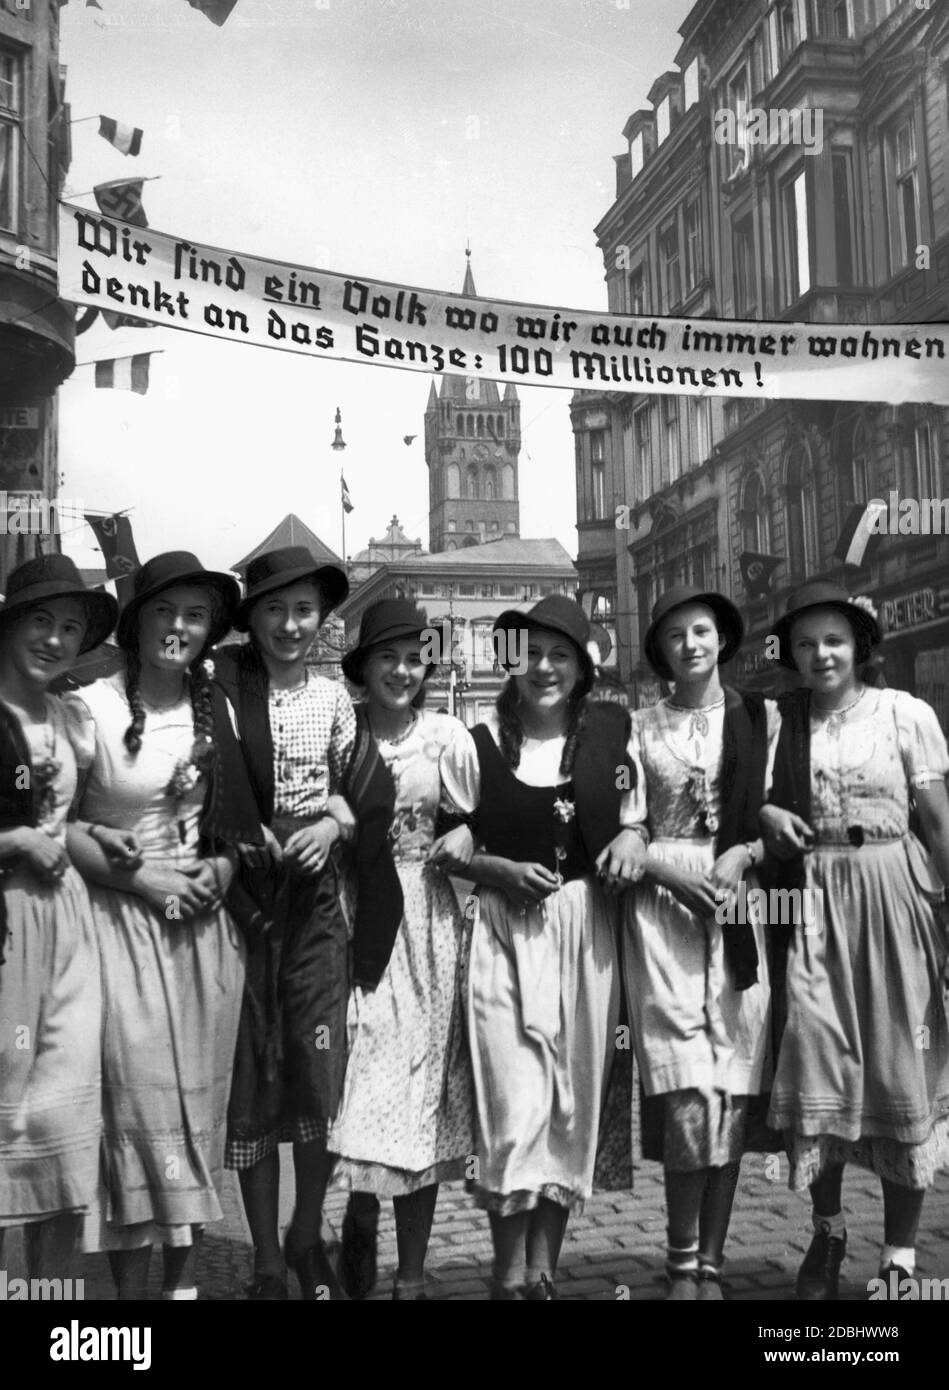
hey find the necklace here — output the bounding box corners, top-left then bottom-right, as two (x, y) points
(142, 688), (186, 713)
(371, 709), (419, 746)
(664, 695), (724, 746)
(666, 696), (725, 714)
(812, 686), (867, 740)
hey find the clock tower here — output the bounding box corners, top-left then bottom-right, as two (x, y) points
(425, 252), (521, 552)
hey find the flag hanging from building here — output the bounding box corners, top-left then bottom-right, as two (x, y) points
(100, 309), (155, 330)
(833, 500), (888, 567)
(94, 179), (148, 227)
(98, 116), (143, 157)
(94, 354), (152, 394)
(739, 551), (782, 599)
(341, 475), (354, 514)
(186, 0), (239, 23)
(84, 512), (140, 581)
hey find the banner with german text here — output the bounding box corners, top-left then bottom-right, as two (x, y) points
(58, 202), (949, 405)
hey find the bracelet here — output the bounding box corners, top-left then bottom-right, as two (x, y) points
(628, 825), (650, 848)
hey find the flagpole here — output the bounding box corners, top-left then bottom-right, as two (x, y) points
(331, 406), (347, 570)
(67, 175), (162, 200)
(340, 469), (346, 572)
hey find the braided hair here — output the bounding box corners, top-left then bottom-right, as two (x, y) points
(122, 591), (222, 760)
(496, 677), (589, 776)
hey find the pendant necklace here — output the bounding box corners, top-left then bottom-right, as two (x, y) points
(813, 686), (866, 741)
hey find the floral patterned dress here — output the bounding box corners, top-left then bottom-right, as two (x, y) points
(329, 710), (474, 1194)
(623, 698), (778, 1165)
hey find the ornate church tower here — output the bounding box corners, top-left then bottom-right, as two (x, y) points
(425, 252), (521, 552)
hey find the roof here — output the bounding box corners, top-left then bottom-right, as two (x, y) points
(232, 514), (342, 573)
(409, 537), (573, 569)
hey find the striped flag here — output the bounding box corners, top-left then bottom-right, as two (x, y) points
(100, 309), (155, 330)
(98, 116), (143, 157)
(94, 354), (152, 395)
(93, 178), (148, 227)
(833, 500), (888, 567)
(341, 474), (354, 514)
(186, 0), (239, 23)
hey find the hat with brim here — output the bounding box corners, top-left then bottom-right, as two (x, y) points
(342, 599), (436, 685)
(117, 550), (240, 651)
(770, 581), (881, 670)
(0, 553), (118, 654)
(236, 545), (349, 632)
(643, 585), (744, 682)
(493, 594), (596, 696)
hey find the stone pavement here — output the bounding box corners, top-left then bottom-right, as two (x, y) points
(12, 1151), (948, 1303)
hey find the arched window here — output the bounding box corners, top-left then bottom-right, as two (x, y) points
(466, 465), (479, 499)
(502, 463), (515, 499)
(784, 442), (820, 579)
(496, 416), (504, 438)
(446, 463), (460, 499)
(477, 416), (484, 438)
(484, 466), (496, 500)
(739, 471), (770, 554)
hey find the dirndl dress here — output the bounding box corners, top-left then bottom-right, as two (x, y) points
(0, 696), (101, 1226)
(768, 687), (949, 1191)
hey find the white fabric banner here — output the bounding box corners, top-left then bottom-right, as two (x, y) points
(58, 202), (949, 404)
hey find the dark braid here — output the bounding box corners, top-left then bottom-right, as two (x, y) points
(123, 649), (147, 755)
(188, 657), (216, 768)
(496, 679), (524, 769)
(559, 693), (588, 778)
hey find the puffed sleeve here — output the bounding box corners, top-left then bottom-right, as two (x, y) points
(439, 720), (481, 816)
(893, 689), (949, 789)
(619, 710), (648, 829)
(59, 691), (97, 771)
(327, 681), (357, 793)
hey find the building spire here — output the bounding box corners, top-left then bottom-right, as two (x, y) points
(462, 242), (477, 297)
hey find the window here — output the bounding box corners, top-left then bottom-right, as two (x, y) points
(887, 116), (919, 272)
(740, 472), (770, 553)
(775, 0), (799, 64)
(684, 58), (699, 109)
(688, 396), (712, 464)
(689, 544), (712, 590)
(634, 405), (653, 498)
(785, 445), (820, 577)
(448, 519), (457, 532)
(590, 431), (607, 519)
(656, 95), (671, 146)
(484, 466), (496, 500)
(627, 263), (647, 315)
(781, 170), (811, 305)
(631, 131), (645, 179)
(842, 419), (870, 507)
(659, 221), (681, 311)
(733, 215), (757, 316)
(466, 466), (478, 499)
(832, 150), (856, 287)
(684, 198), (703, 292)
(912, 418), (939, 497)
(726, 68), (749, 176)
(592, 591), (615, 620)
(813, 0), (852, 37)
(0, 48), (22, 233)
(663, 395), (680, 483)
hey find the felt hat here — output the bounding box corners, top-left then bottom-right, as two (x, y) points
(0, 553), (118, 654)
(117, 550), (240, 650)
(341, 598), (435, 685)
(770, 581), (881, 670)
(642, 584), (743, 681)
(492, 594), (596, 696)
(235, 545), (348, 632)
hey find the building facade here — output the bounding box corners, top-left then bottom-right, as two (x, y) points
(0, 0), (73, 589)
(573, 0), (949, 726)
(425, 255), (521, 553)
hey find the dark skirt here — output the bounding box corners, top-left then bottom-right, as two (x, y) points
(225, 852), (349, 1162)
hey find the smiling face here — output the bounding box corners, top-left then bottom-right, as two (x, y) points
(248, 580), (322, 672)
(657, 603), (724, 684)
(788, 607), (859, 698)
(362, 635), (427, 715)
(0, 597), (88, 689)
(136, 584), (215, 673)
(512, 625), (583, 718)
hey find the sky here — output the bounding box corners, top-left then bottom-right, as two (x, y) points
(58, 0), (694, 575)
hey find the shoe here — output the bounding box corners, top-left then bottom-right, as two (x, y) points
(796, 1221), (846, 1301)
(665, 1268), (699, 1301)
(523, 1273), (559, 1300)
(245, 1272), (288, 1301)
(283, 1231), (348, 1301)
(339, 1193), (379, 1301)
(697, 1267), (724, 1301)
(490, 1280), (526, 1300)
(876, 1262), (913, 1298)
(393, 1277), (429, 1301)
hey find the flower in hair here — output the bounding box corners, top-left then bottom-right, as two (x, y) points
(851, 595), (878, 621)
(202, 657), (216, 680)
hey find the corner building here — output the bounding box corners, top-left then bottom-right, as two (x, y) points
(573, 0), (949, 725)
(0, 0), (72, 587)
